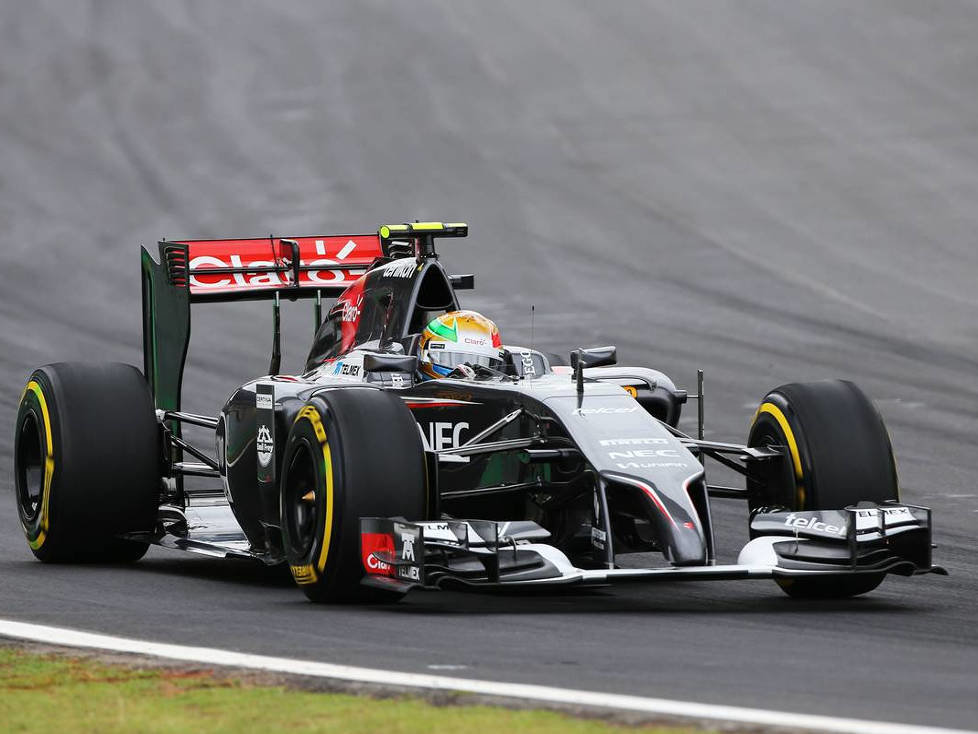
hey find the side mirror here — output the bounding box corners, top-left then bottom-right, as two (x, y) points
(570, 346), (617, 370)
(363, 353), (418, 374)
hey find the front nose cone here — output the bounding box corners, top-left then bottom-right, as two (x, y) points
(665, 521), (708, 566)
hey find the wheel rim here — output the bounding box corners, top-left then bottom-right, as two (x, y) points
(16, 411), (44, 523)
(284, 440), (319, 559)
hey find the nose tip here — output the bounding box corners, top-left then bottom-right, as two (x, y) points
(667, 522), (708, 566)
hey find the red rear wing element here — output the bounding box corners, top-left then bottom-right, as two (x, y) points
(170, 234), (383, 302)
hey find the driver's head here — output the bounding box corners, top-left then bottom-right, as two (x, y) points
(418, 310), (504, 380)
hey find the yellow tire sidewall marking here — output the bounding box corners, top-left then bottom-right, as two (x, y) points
(294, 405), (335, 582)
(289, 564), (317, 584)
(24, 380), (55, 550)
(754, 401), (806, 508)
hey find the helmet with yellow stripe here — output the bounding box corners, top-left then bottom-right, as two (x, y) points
(418, 310), (504, 380)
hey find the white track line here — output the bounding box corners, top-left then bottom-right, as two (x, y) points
(0, 619), (971, 734)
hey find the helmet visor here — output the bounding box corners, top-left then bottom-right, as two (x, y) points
(427, 349), (503, 370)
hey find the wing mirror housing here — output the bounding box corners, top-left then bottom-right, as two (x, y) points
(571, 346), (617, 395)
(570, 346), (617, 370)
(364, 353), (418, 374)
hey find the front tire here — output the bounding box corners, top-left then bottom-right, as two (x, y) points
(279, 388), (427, 602)
(14, 363), (161, 562)
(747, 380), (899, 598)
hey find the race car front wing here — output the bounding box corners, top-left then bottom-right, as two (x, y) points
(359, 502), (946, 593)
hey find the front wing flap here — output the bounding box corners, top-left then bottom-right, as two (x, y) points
(360, 502), (945, 593)
(743, 502), (946, 578)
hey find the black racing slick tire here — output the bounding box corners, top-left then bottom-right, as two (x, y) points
(14, 363), (161, 563)
(747, 380), (899, 599)
(279, 388), (427, 603)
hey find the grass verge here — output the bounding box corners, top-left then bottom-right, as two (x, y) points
(0, 646), (708, 733)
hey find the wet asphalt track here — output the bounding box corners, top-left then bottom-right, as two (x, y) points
(1, 1), (977, 729)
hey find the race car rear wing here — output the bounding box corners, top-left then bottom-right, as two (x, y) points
(165, 234), (384, 304)
(140, 233), (382, 420)
(140, 222), (469, 419)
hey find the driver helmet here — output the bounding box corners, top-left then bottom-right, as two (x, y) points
(418, 310), (504, 380)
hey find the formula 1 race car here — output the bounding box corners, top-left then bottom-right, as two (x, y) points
(13, 222), (945, 601)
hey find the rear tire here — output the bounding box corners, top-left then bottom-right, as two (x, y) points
(747, 380), (898, 598)
(279, 388), (427, 603)
(14, 363), (161, 562)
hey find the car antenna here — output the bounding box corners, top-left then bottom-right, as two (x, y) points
(529, 304), (535, 381)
